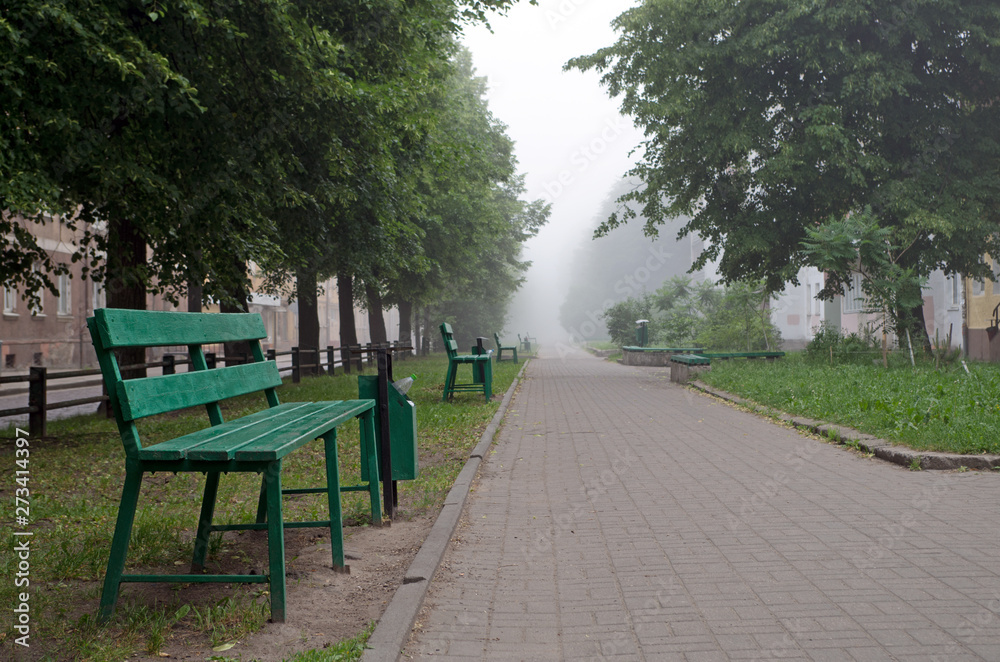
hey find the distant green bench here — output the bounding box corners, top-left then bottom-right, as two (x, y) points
(621, 346), (705, 366)
(440, 322), (492, 401)
(494, 333), (518, 363)
(622, 346), (705, 353)
(669, 353), (711, 383)
(670, 353), (711, 365)
(88, 309), (381, 623)
(699, 351), (785, 361)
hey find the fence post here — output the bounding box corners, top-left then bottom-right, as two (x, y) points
(326, 346), (335, 376)
(292, 346), (301, 383)
(341, 346), (351, 375)
(28, 366), (47, 437)
(205, 352), (216, 370)
(267, 348), (276, 363)
(163, 354), (176, 375)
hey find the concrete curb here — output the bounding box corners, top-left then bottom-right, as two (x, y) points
(690, 379), (1000, 471)
(361, 360), (530, 662)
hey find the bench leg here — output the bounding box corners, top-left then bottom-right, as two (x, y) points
(358, 408), (382, 527)
(323, 431), (351, 573)
(254, 478), (267, 524)
(512, 348), (518, 363)
(484, 358), (493, 401)
(191, 471), (221, 572)
(443, 361), (457, 401)
(264, 461), (287, 622)
(99, 465), (143, 622)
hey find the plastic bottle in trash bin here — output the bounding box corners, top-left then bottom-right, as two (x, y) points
(392, 374), (417, 395)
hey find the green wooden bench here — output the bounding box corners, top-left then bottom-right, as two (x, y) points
(670, 353), (711, 366)
(493, 332), (518, 363)
(440, 322), (492, 401)
(699, 351), (785, 360)
(88, 309), (382, 623)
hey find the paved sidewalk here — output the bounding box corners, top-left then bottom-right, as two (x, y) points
(403, 347), (1000, 661)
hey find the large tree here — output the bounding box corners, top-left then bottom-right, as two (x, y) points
(569, 0), (1000, 302)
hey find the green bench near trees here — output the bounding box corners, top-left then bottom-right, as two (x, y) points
(88, 309), (382, 623)
(440, 322), (492, 401)
(494, 332), (518, 363)
(700, 351), (785, 361)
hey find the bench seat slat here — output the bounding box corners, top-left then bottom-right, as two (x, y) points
(137, 400), (375, 463)
(233, 400), (374, 462)
(94, 309), (267, 348)
(118, 361), (282, 421)
(137, 403), (310, 460)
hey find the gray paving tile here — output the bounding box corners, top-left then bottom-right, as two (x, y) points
(402, 349), (1000, 661)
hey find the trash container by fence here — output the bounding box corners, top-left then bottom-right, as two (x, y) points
(635, 319), (649, 347)
(358, 375), (419, 481)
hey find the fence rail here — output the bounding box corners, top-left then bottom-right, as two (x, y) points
(1, 342), (413, 436)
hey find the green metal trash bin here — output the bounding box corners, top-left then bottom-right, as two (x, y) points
(358, 375), (419, 481)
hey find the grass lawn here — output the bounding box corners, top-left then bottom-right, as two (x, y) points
(0, 354), (523, 661)
(699, 352), (1000, 455)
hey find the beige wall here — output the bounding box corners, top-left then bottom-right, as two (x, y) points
(964, 255), (1000, 361)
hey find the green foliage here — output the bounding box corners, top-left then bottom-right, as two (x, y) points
(694, 281), (780, 352)
(600, 277), (781, 351)
(701, 354), (1000, 455)
(805, 322), (882, 365)
(600, 295), (655, 346)
(568, 0), (1000, 294)
(2, 0), (541, 326)
(801, 207), (926, 339)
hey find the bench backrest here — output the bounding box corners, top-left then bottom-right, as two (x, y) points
(88, 309), (281, 457)
(493, 333), (502, 349)
(439, 322), (459, 359)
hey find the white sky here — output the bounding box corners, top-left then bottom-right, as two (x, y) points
(461, 0), (643, 342)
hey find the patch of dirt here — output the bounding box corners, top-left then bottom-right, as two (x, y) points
(131, 516), (435, 661)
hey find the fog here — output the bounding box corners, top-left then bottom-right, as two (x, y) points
(461, 1), (644, 346)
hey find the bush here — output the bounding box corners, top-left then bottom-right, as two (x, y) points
(600, 295), (655, 346)
(806, 322), (881, 364)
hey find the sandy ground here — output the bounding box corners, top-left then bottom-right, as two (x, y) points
(125, 517), (435, 661)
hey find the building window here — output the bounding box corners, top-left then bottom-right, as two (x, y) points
(3, 287), (16, 314)
(949, 275), (961, 308)
(993, 259), (1000, 295)
(972, 278), (985, 296)
(91, 281), (106, 311)
(842, 273), (868, 313)
(58, 274), (72, 315)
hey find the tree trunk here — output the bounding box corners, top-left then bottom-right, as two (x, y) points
(188, 249), (203, 313)
(422, 307), (432, 355)
(187, 283), (202, 313)
(906, 302), (933, 354)
(296, 266), (322, 375)
(413, 305), (422, 358)
(365, 280), (388, 345)
(220, 258), (251, 364)
(106, 217), (147, 379)
(398, 300), (413, 347)
(338, 269), (358, 348)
